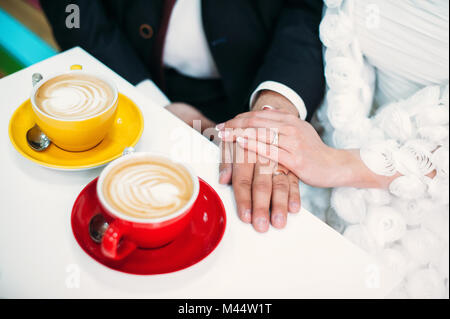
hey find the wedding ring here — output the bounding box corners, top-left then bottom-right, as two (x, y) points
(271, 131), (279, 146)
(273, 169), (288, 176)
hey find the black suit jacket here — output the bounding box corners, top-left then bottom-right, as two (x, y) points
(40, 0), (324, 120)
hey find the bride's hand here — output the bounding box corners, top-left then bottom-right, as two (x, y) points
(217, 110), (354, 188)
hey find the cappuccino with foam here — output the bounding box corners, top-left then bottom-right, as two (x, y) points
(101, 156), (195, 219)
(35, 73), (115, 120)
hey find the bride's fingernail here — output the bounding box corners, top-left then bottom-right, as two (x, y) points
(215, 123), (225, 131)
(262, 105), (274, 110)
(237, 137), (247, 145)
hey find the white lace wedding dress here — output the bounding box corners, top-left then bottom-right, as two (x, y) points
(302, 0), (449, 299)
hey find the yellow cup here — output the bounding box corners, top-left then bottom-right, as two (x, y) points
(30, 66), (119, 152)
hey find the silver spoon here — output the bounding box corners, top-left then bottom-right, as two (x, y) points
(26, 73), (52, 151)
(26, 124), (51, 151)
(88, 149), (135, 243)
(89, 214), (109, 244)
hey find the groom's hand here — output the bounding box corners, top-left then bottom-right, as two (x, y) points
(219, 91), (301, 232)
(166, 102), (216, 132)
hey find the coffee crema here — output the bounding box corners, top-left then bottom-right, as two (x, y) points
(34, 73), (115, 120)
(102, 158), (194, 219)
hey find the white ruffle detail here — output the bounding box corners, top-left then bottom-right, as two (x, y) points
(360, 141), (399, 176)
(375, 105), (414, 142)
(405, 268), (447, 299)
(331, 187), (367, 224)
(320, 12), (353, 50)
(393, 141), (435, 177)
(401, 229), (443, 266)
(318, 0), (449, 299)
(325, 57), (361, 92)
(333, 118), (377, 149)
(421, 208), (450, 243)
(415, 104), (449, 127)
(392, 198), (433, 226)
(364, 189), (392, 206)
(418, 125), (449, 144)
(426, 176), (450, 205)
(389, 175), (428, 200)
(432, 146), (449, 178)
(365, 206), (407, 246)
(402, 85), (441, 117)
(326, 91), (365, 129)
(378, 247), (408, 280)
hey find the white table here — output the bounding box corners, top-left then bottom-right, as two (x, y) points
(0, 47), (398, 298)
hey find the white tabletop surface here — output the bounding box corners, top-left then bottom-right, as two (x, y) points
(0, 47), (399, 299)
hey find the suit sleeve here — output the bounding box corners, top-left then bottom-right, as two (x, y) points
(253, 0), (325, 119)
(40, 0), (150, 85)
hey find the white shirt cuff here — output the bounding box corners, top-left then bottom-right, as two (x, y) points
(250, 81), (307, 120)
(135, 79), (171, 108)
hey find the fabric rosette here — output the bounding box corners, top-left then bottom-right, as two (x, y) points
(421, 208), (450, 244)
(325, 57), (361, 92)
(320, 12), (353, 50)
(389, 175), (428, 200)
(378, 247), (409, 281)
(375, 104), (415, 143)
(326, 90), (366, 130)
(426, 176), (450, 205)
(364, 189), (392, 206)
(360, 140), (399, 177)
(418, 125), (449, 145)
(392, 198), (433, 227)
(393, 140), (436, 177)
(332, 118), (377, 149)
(401, 229), (443, 266)
(364, 206), (407, 247)
(432, 146), (449, 178)
(402, 85), (442, 117)
(331, 187), (367, 224)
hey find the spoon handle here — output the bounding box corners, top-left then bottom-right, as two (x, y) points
(32, 73), (43, 87)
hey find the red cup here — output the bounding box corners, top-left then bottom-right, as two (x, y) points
(96, 153), (200, 261)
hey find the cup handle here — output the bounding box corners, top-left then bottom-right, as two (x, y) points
(101, 220), (137, 260)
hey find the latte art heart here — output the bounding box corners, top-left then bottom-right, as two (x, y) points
(102, 159), (194, 219)
(35, 74), (114, 120)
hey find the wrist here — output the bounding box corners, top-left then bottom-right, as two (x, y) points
(326, 148), (356, 187)
(336, 149), (399, 189)
(252, 90), (299, 116)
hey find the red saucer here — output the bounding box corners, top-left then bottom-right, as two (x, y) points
(71, 177), (226, 275)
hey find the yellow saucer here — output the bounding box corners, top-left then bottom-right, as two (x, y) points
(8, 93), (144, 171)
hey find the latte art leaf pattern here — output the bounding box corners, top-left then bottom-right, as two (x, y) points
(103, 160), (194, 219)
(35, 74), (114, 120)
